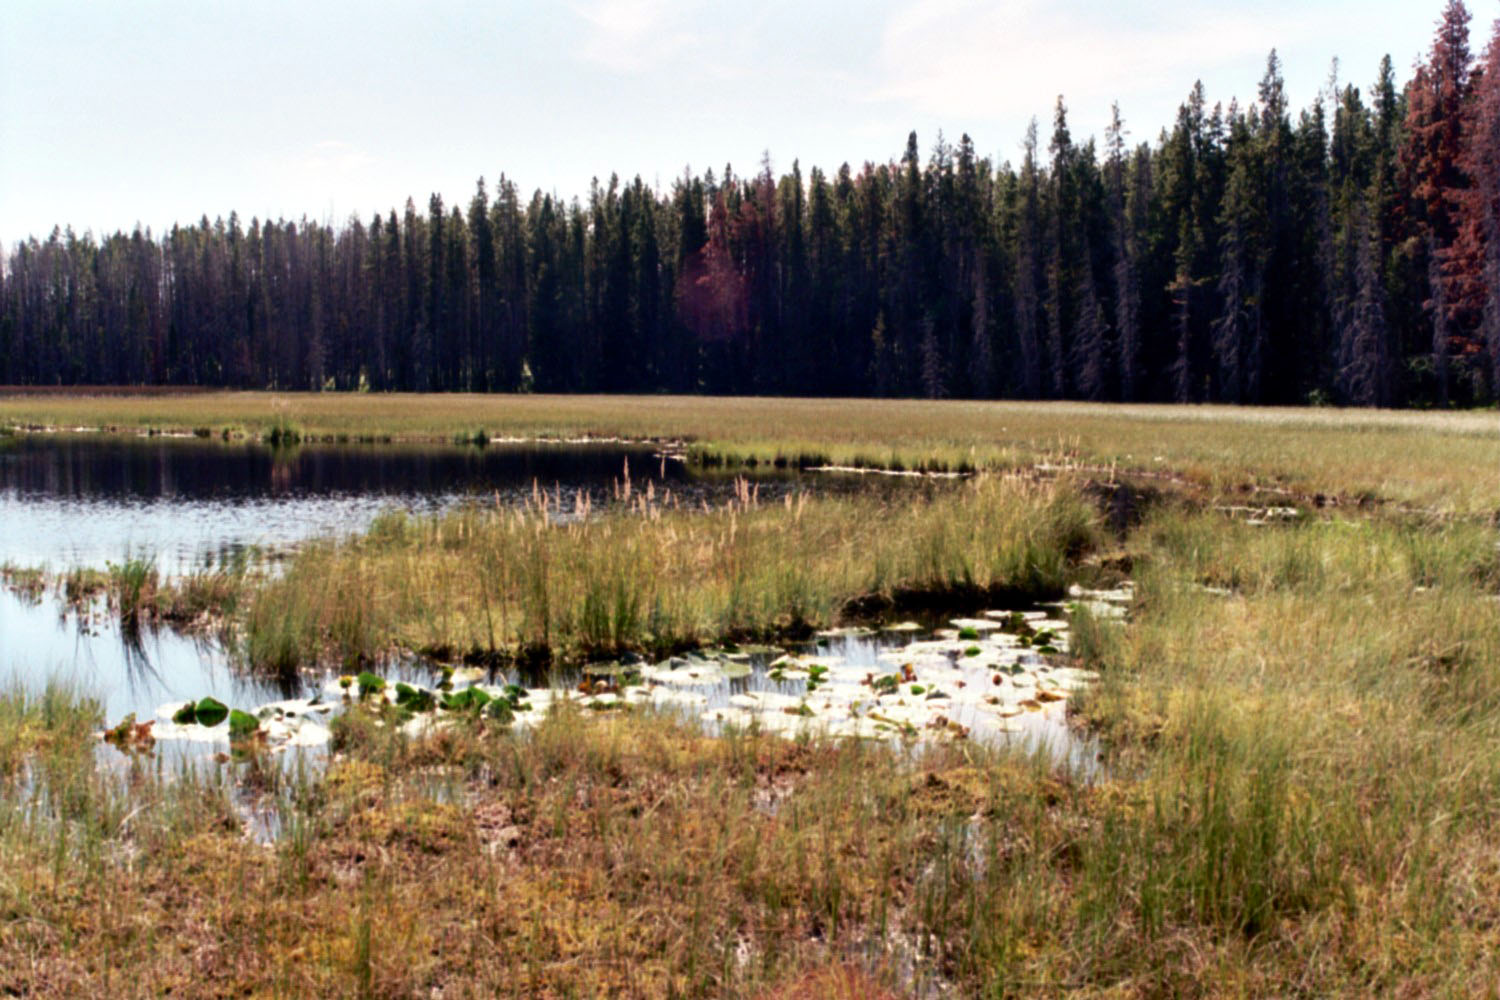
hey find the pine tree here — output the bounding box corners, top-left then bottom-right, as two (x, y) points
(1403, 0), (1475, 397)
(1340, 199), (1392, 405)
(1014, 119), (1044, 398)
(1429, 235), (1451, 404)
(1105, 104), (1141, 400)
(1457, 14), (1500, 395)
(1044, 98), (1075, 398)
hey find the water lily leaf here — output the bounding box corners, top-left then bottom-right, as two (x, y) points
(194, 697), (229, 727)
(441, 687), (492, 712)
(395, 683), (435, 712)
(171, 702), (197, 725)
(228, 709), (259, 741)
(356, 672), (386, 699)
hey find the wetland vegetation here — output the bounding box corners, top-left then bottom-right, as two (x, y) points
(2, 394), (1499, 996)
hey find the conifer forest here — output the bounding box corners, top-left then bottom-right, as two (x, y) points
(4, 0), (1498, 409)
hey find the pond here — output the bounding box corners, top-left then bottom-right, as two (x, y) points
(0, 432), (798, 572)
(0, 433), (789, 713)
(0, 432), (1117, 774)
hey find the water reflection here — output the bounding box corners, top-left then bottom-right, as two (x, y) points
(0, 587), (295, 724)
(0, 434), (806, 573)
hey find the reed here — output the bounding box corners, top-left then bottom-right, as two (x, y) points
(239, 474), (1099, 672)
(4, 396), (1500, 994)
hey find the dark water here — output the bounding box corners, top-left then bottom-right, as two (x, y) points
(0, 586), (282, 721)
(0, 433), (812, 726)
(0, 433), (798, 572)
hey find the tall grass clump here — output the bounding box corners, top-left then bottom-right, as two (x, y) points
(106, 550), (158, 631)
(239, 475), (1100, 671)
(1060, 505), (1500, 989)
(0, 680), (100, 779)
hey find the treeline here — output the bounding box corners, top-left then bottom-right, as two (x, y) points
(3, 1), (1498, 406)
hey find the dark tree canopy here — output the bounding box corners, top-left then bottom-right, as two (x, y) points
(3, 0), (1498, 407)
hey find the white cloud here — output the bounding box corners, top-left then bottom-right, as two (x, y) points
(572, 0), (701, 73)
(869, 0), (1354, 138)
(302, 141), (377, 176)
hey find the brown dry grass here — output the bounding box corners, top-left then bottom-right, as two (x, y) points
(3, 392), (1498, 510)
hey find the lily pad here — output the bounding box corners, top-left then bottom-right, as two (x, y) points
(441, 687), (493, 712)
(193, 697), (229, 727)
(228, 709), (260, 741)
(395, 683), (435, 712)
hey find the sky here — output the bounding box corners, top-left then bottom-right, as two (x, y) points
(0, 0), (1465, 244)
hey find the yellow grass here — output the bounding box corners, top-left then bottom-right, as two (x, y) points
(3, 391), (1498, 511)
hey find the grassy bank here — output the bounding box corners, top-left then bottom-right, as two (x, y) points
(8, 493), (1500, 996)
(6, 396), (1500, 995)
(3, 392), (1499, 511)
(240, 474), (1098, 675)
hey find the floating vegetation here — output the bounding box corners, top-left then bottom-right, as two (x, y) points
(92, 592), (1123, 769)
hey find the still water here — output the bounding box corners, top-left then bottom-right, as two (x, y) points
(0, 433), (781, 572)
(0, 434), (1093, 769)
(0, 434), (792, 718)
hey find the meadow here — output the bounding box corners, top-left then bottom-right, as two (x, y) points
(3, 391), (1499, 511)
(3, 393), (1500, 996)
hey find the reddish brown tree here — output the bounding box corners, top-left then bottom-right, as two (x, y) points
(1402, 0), (1477, 395)
(677, 187), (748, 348)
(1454, 16), (1500, 390)
(1404, 1), (1475, 244)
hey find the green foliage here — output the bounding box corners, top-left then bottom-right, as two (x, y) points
(192, 697), (229, 727)
(5, 22), (1493, 411)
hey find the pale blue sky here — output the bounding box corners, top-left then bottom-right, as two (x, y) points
(0, 0), (1466, 244)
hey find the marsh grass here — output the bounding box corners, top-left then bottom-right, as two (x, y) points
(1061, 507), (1500, 991)
(9, 496), (1500, 994)
(12, 552), (250, 638)
(106, 553), (157, 631)
(0, 681), (100, 779)
(7, 396), (1500, 994)
(240, 474), (1098, 672)
(0, 691), (1118, 997)
(4, 392), (1499, 510)
(0, 563), (46, 603)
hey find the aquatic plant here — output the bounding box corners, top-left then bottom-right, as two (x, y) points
(106, 551), (158, 630)
(239, 475), (1099, 674)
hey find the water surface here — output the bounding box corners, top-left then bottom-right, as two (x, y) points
(0, 433), (799, 572)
